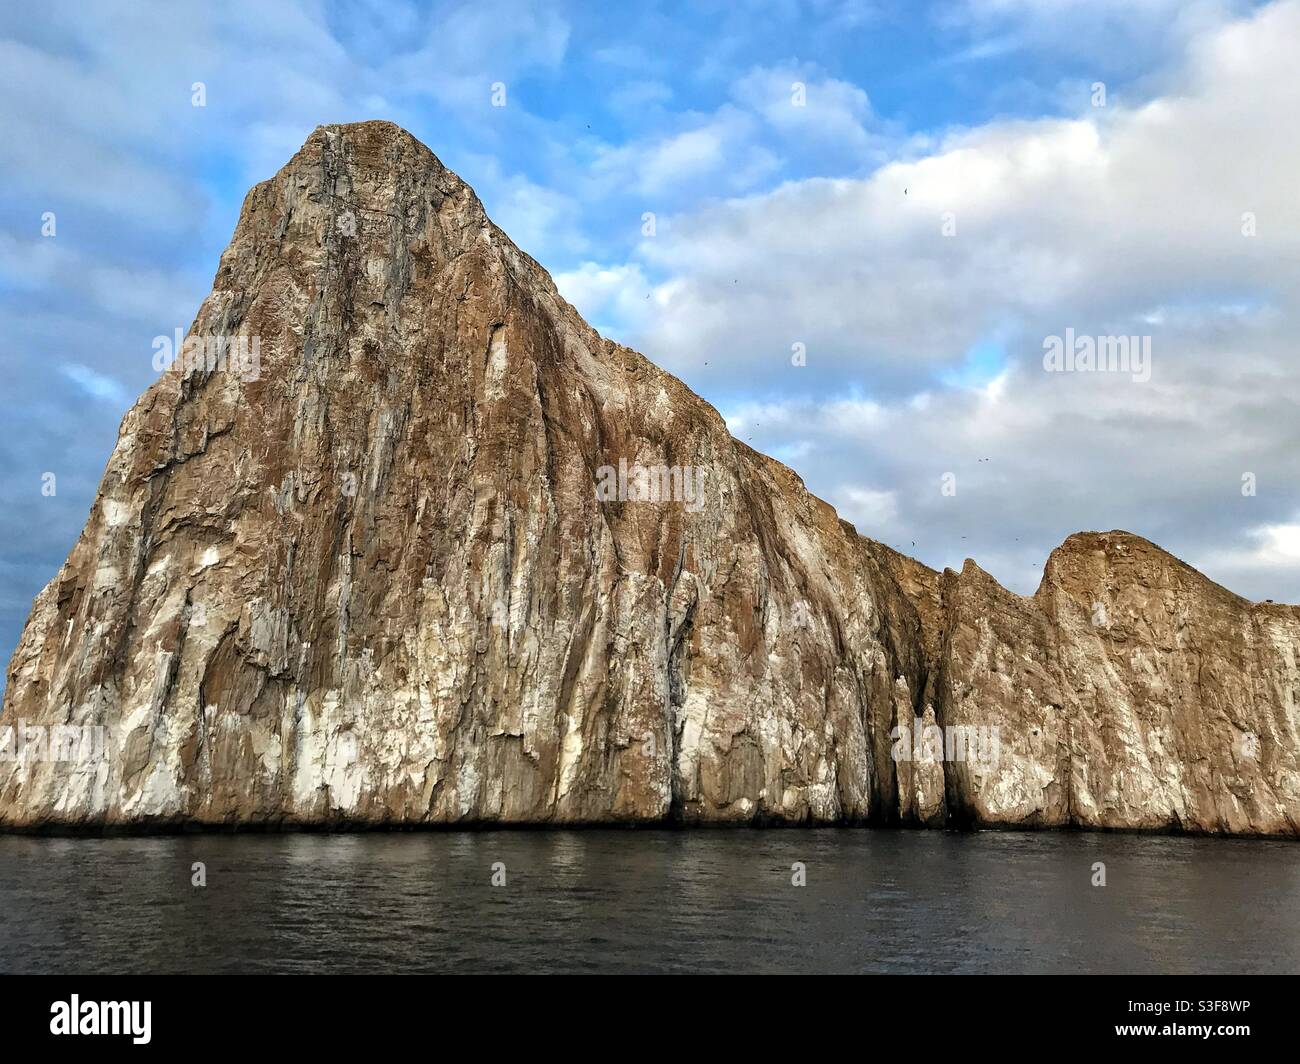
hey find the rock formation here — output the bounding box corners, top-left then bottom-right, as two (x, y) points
(2, 121), (1296, 834)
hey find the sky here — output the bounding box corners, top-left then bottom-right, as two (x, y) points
(1, 0), (1298, 676)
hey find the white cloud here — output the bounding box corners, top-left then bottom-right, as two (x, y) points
(573, 0), (1299, 398)
(729, 63), (893, 167)
(554, 262), (663, 337)
(836, 485), (901, 533)
(1187, 519), (1300, 600)
(937, 0), (1254, 74)
(58, 364), (130, 405)
(590, 106), (781, 199)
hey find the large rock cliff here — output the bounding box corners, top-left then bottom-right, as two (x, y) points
(2, 122), (1297, 834)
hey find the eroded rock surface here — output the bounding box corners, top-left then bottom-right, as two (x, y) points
(2, 122), (1297, 834)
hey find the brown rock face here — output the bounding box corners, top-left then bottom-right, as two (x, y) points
(2, 122), (1297, 834)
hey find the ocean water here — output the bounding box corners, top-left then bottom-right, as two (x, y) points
(1, 829), (1296, 974)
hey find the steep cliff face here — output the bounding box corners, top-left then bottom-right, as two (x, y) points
(876, 532), (1300, 835)
(2, 122), (1297, 834)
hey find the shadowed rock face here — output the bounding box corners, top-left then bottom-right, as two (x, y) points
(2, 122), (1297, 834)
